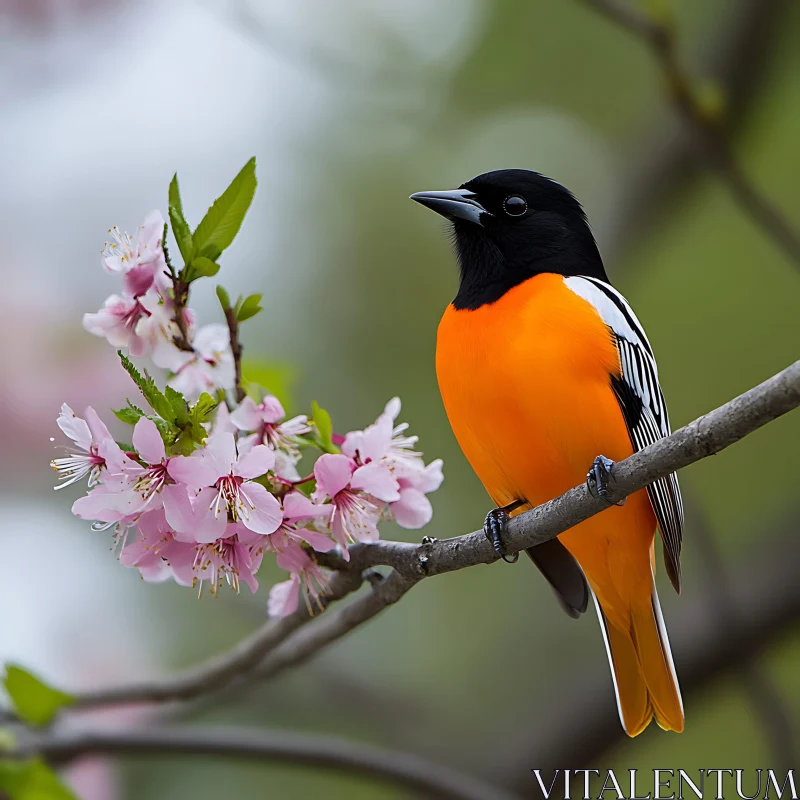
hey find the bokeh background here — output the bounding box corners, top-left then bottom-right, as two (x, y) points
(1, 0), (798, 798)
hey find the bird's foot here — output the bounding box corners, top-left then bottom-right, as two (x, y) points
(586, 455), (625, 506)
(421, 535), (438, 545)
(483, 501), (523, 563)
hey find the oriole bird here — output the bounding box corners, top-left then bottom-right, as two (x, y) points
(411, 169), (685, 737)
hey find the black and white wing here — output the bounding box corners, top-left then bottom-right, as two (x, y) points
(564, 275), (684, 593)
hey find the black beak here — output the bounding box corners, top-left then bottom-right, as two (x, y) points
(410, 189), (488, 226)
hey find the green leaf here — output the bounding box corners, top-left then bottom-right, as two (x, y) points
(216, 284), (231, 311)
(2, 666), (73, 727)
(193, 157), (257, 260)
(312, 401), (338, 453)
(188, 256), (220, 278)
(168, 173), (183, 218)
(169, 204), (194, 265)
(165, 385), (188, 426)
(189, 392), (218, 426)
(236, 293), (263, 322)
(113, 403), (144, 426)
(241, 358), (296, 410)
(118, 352), (179, 424)
(0, 758), (77, 800)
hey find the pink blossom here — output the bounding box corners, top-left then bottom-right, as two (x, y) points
(83, 285), (192, 367)
(168, 324), (235, 400)
(52, 404), (133, 491)
(341, 397), (424, 478)
(119, 509), (174, 583)
(83, 294), (151, 356)
(101, 210), (167, 298)
(166, 432), (282, 542)
(263, 491), (334, 554)
(112, 417), (183, 516)
(312, 453), (399, 557)
(231, 395), (310, 481)
(267, 543), (329, 617)
(164, 526), (260, 595)
(391, 458), (444, 528)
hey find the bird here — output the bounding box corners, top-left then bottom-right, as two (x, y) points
(410, 169), (685, 736)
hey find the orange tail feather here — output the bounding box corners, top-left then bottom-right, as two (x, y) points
(593, 584), (684, 736)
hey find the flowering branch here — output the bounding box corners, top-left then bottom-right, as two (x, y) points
(577, 0), (800, 267)
(31, 359), (799, 718)
(6, 726), (521, 800)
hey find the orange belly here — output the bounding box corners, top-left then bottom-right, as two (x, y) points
(436, 273), (657, 624)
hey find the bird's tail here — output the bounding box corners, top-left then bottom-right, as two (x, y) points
(593, 581), (684, 736)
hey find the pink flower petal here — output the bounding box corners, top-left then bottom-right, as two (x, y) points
(123, 262), (155, 297)
(239, 481), (282, 535)
(276, 542), (313, 572)
(314, 453), (355, 499)
(291, 528), (335, 552)
(162, 485), (226, 543)
(234, 444), (274, 480)
(283, 491), (332, 522)
(56, 404), (92, 452)
(72, 486), (133, 522)
(357, 415), (394, 463)
(268, 576), (300, 617)
(204, 432), (237, 476)
(83, 406), (114, 445)
(391, 488), (433, 529)
(383, 397), (401, 421)
(132, 417), (166, 465)
(167, 454), (218, 488)
(351, 461), (400, 503)
(229, 397), (263, 431)
(416, 459), (444, 493)
(260, 395), (285, 424)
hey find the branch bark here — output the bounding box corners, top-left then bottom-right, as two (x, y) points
(579, 0), (800, 267)
(598, 0), (792, 266)
(9, 360), (797, 719)
(64, 569), (362, 712)
(9, 727), (522, 800)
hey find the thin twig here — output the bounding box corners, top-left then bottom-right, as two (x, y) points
(599, 0), (791, 265)
(8, 727), (522, 800)
(223, 305), (246, 404)
(170, 275), (195, 353)
(580, 0), (800, 267)
(63, 570), (363, 713)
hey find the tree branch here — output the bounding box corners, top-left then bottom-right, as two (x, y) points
(599, 0), (791, 265)
(63, 569), (363, 713)
(8, 360), (796, 719)
(8, 727), (522, 800)
(250, 359), (800, 681)
(580, 0), (800, 267)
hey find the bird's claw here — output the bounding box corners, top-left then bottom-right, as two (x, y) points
(586, 455), (625, 506)
(484, 508), (519, 563)
(421, 535), (438, 545)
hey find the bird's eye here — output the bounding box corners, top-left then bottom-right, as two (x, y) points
(503, 195), (527, 217)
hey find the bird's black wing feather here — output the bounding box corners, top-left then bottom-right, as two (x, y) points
(565, 276), (685, 593)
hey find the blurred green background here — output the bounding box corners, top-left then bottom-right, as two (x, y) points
(0, 0), (797, 798)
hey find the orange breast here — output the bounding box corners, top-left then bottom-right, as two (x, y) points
(436, 273), (657, 618)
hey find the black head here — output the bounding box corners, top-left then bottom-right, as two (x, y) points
(411, 169), (608, 310)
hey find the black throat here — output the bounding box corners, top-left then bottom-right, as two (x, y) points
(451, 220), (610, 310)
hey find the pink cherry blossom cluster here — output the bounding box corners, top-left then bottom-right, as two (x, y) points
(83, 210), (234, 401)
(53, 202), (443, 617)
